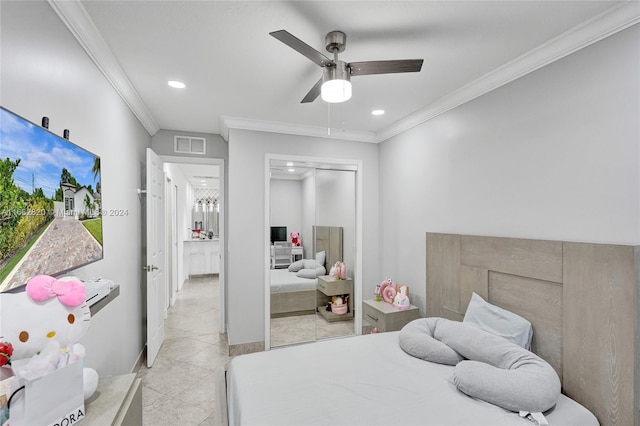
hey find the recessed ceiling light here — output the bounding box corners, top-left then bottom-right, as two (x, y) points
(168, 80), (186, 89)
(288, 168), (295, 172)
(372, 109), (385, 116)
(286, 162), (294, 166)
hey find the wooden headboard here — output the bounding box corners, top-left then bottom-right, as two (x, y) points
(426, 233), (639, 426)
(313, 226), (343, 271)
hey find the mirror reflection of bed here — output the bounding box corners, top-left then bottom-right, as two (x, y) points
(268, 162), (356, 348)
(270, 226), (352, 346)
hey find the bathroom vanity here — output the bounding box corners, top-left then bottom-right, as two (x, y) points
(184, 238), (219, 276)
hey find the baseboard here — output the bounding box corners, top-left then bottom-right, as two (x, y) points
(228, 341), (264, 357)
(131, 347), (145, 374)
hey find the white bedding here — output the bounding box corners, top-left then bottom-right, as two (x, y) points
(226, 332), (598, 426)
(270, 269), (316, 294)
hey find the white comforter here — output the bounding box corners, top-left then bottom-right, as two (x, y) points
(227, 332), (598, 426)
(269, 269), (316, 294)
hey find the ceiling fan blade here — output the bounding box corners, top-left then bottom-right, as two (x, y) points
(270, 30), (333, 68)
(301, 77), (323, 103)
(349, 59), (424, 76)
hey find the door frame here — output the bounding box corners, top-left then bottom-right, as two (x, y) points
(264, 153), (363, 350)
(161, 155), (226, 333)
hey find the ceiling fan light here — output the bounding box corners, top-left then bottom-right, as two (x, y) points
(321, 79), (352, 103)
(321, 60), (352, 103)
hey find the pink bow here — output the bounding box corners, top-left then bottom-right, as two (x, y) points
(26, 275), (86, 307)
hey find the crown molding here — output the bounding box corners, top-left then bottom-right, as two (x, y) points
(48, 0), (638, 143)
(220, 116), (378, 143)
(377, 1), (640, 142)
(48, 0), (160, 136)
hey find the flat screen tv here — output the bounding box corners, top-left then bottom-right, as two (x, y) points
(270, 226), (287, 243)
(0, 107), (103, 292)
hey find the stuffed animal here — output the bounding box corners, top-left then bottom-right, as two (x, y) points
(0, 275), (99, 400)
(290, 232), (301, 247)
(329, 261), (346, 280)
(379, 278), (397, 304)
(393, 285), (410, 310)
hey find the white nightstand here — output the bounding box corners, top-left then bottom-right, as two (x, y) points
(362, 299), (419, 332)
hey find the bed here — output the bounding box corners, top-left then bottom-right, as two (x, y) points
(269, 269), (317, 317)
(226, 332), (596, 425)
(224, 233), (638, 425)
(269, 226), (343, 318)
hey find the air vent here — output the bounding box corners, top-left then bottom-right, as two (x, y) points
(174, 136), (206, 155)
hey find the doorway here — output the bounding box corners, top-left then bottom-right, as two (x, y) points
(162, 155), (226, 334)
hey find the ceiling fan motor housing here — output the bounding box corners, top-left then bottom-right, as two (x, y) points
(325, 30), (347, 53)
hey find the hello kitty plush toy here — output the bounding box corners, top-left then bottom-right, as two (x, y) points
(0, 275), (99, 400)
(393, 285), (410, 310)
(290, 232), (301, 247)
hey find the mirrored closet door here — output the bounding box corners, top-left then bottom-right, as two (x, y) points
(268, 159), (356, 348)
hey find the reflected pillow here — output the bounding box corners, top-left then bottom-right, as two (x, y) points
(296, 266), (326, 279)
(463, 292), (533, 350)
(303, 259), (318, 269)
(288, 259), (305, 272)
(315, 251), (326, 267)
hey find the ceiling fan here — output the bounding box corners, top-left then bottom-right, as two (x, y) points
(270, 29), (424, 104)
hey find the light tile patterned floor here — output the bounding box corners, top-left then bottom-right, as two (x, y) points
(138, 276), (227, 426)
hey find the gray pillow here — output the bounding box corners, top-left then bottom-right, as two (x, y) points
(315, 250), (326, 266)
(303, 259), (318, 269)
(288, 259), (305, 272)
(437, 320), (560, 413)
(399, 318), (560, 413)
(399, 318), (463, 365)
(296, 266), (326, 279)
(463, 292), (533, 349)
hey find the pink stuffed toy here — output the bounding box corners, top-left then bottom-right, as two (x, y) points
(379, 278), (397, 304)
(290, 232), (301, 247)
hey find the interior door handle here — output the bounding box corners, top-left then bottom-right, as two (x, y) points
(142, 265), (159, 272)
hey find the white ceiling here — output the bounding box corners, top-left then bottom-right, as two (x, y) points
(173, 163), (220, 191)
(57, 1), (636, 142)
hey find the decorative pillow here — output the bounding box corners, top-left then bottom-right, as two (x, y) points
(288, 259), (305, 272)
(399, 317), (560, 414)
(296, 266), (326, 279)
(463, 292), (533, 349)
(303, 259), (319, 269)
(437, 320), (560, 414)
(399, 318), (463, 365)
(315, 251), (326, 267)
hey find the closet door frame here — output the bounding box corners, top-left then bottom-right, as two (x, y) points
(264, 153), (363, 350)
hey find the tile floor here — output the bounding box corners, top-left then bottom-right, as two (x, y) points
(137, 275), (228, 426)
(136, 276), (357, 425)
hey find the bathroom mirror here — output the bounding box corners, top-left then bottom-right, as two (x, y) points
(268, 159), (356, 347)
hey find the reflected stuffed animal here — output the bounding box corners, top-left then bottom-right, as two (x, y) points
(393, 286), (410, 310)
(0, 275), (98, 399)
(290, 232), (301, 247)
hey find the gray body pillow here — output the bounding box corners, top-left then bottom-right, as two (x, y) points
(399, 318), (560, 413)
(296, 265), (326, 279)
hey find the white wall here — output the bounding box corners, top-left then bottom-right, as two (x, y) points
(315, 170), (356, 276)
(1, 1), (150, 375)
(301, 174), (316, 259)
(270, 179), (302, 244)
(227, 130), (379, 345)
(379, 25), (640, 316)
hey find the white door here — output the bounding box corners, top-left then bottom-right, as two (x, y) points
(145, 148), (166, 367)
